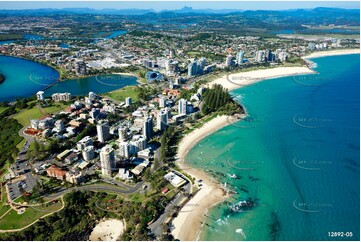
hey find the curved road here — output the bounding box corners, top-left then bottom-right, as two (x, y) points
(44, 181), (145, 200)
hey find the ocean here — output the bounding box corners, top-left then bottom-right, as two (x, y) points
(185, 54), (360, 241)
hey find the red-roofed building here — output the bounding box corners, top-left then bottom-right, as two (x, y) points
(39, 115), (51, 121)
(162, 89), (181, 97)
(46, 165), (67, 181)
(161, 187), (169, 194)
(65, 106), (73, 113)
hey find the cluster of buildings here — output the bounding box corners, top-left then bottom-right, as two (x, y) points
(187, 57), (215, 77)
(224, 49), (288, 67)
(27, 85), (204, 185)
(36, 91), (72, 102)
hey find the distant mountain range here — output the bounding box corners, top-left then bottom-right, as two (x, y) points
(0, 6), (359, 16)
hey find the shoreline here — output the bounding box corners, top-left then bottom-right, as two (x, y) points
(207, 66), (316, 92)
(113, 72), (142, 85)
(302, 48), (360, 59)
(173, 115), (239, 241)
(173, 49), (360, 241)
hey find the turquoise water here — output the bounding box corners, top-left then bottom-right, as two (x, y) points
(186, 54), (360, 241)
(0, 55), (138, 101)
(0, 55), (59, 101)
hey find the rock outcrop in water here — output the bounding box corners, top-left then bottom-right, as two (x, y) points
(0, 73), (5, 84)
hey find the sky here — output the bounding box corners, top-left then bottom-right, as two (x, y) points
(0, 1), (359, 11)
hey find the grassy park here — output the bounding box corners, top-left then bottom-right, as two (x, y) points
(104, 86), (140, 102)
(13, 103), (67, 127)
(0, 198), (63, 231)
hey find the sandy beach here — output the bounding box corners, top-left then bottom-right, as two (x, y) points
(89, 219), (125, 241)
(302, 48), (360, 59)
(208, 66), (315, 91)
(172, 115), (238, 241)
(178, 115), (238, 161)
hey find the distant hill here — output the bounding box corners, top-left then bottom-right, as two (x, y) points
(0, 6), (357, 16)
(0, 7), (155, 15)
(0, 7), (358, 27)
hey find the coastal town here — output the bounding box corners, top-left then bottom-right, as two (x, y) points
(0, 4), (360, 242)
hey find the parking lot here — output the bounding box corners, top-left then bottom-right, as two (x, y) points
(7, 173), (37, 201)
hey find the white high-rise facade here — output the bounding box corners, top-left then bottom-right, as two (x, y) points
(97, 120), (110, 143)
(178, 98), (187, 115)
(118, 126), (127, 142)
(157, 110), (168, 131)
(143, 117), (153, 140)
(159, 97), (166, 108)
(100, 145), (115, 176)
(236, 51), (245, 64)
(119, 141), (131, 158)
(77, 136), (93, 151)
(125, 97), (132, 107)
(82, 146), (95, 161)
(36, 91), (44, 101)
(225, 54), (233, 67)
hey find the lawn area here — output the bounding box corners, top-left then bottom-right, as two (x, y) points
(128, 192), (147, 203)
(13, 104), (67, 127)
(13, 196), (26, 204)
(16, 138), (26, 151)
(12, 107), (44, 127)
(0, 204), (10, 219)
(43, 104), (68, 114)
(0, 107), (8, 114)
(104, 86), (139, 102)
(187, 51), (201, 57)
(0, 186), (11, 218)
(165, 189), (177, 200)
(0, 199), (63, 230)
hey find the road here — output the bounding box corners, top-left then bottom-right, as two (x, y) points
(148, 183), (190, 238)
(18, 126), (34, 143)
(43, 181), (145, 200)
(148, 169), (192, 238)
